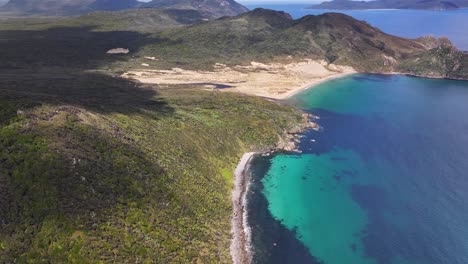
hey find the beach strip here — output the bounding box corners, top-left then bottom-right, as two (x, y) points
(231, 152), (255, 264)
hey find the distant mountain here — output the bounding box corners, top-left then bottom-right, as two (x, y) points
(309, 0), (468, 10)
(90, 0), (140, 11)
(1, 0), (249, 16)
(1, 0), (139, 15)
(142, 0), (249, 17)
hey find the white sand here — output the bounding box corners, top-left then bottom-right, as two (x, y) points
(231, 152), (255, 264)
(122, 59), (356, 99)
(106, 48), (129, 54)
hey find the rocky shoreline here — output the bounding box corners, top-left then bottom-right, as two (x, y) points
(230, 113), (318, 263)
(231, 152), (254, 264)
(276, 113), (320, 153)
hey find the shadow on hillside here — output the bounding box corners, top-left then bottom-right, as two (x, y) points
(0, 26), (173, 69)
(0, 71), (173, 115)
(0, 26), (175, 115)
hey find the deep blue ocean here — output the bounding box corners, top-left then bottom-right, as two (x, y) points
(244, 4), (468, 50)
(247, 74), (468, 264)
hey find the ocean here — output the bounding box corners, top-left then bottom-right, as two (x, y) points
(247, 74), (468, 264)
(244, 4), (468, 50)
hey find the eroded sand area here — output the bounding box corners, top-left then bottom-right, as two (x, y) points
(122, 60), (355, 99)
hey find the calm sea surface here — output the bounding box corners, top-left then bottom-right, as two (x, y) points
(245, 4), (468, 50)
(247, 74), (468, 264)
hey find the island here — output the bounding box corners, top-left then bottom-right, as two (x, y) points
(309, 0), (468, 10)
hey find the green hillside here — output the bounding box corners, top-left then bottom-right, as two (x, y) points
(0, 72), (302, 263)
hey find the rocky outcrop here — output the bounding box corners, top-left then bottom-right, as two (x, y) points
(277, 113), (319, 152)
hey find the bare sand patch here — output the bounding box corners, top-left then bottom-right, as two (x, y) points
(106, 48), (129, 54)
(122, 59), (356, 99)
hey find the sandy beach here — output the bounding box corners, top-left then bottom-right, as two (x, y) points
(122, 60), (356, 100)
(231, 152), (255, 264)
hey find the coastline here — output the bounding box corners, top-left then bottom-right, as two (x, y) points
(230, 75), (334, 264)
(277, 71), (355, 100)
(231, 152), (255, 264)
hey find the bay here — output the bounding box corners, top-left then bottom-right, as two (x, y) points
(247, 74), (468, 264)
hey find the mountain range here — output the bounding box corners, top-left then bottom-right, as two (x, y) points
(1, 0), (248, 16)
(310, 0), (468, 10)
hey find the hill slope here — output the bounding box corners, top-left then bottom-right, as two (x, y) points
(0, 72), (303, 263)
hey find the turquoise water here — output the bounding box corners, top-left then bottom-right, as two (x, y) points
(245, 4), (468, 50)
(247, 74), (468, 264)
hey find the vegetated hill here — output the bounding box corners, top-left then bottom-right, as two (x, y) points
(0, 72), (303, 263)
(309, 0), (468, 10)
(142, 0), (249, 17)
(131, 8), (467, 79)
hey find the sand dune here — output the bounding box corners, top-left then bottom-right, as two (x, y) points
(122, 60), (355, 99)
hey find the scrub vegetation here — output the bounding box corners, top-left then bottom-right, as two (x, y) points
(0, 74), (302, 263)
